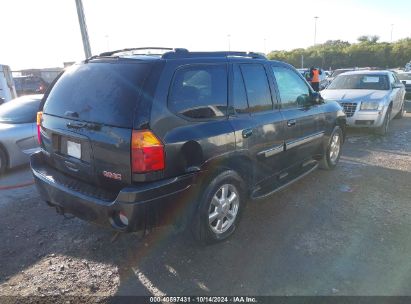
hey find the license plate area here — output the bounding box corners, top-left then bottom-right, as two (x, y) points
(50, 133), (94, 183)
(53, 134), (92, 163)
(67, 141), (81, 159)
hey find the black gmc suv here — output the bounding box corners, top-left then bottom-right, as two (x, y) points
(31, 48), (346, 243)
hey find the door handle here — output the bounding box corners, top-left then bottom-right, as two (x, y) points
(242, 128), (253, 138)
(287, 119), (297, 127)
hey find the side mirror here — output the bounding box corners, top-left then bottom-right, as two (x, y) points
(392, 83), (404, 89)
(0, 97), (4, 105)
(311, 92), (323, 104)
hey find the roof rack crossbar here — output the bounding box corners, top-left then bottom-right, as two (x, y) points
(99, 47), (176, 57)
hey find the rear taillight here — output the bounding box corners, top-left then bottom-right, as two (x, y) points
(131, 130), (165, 173)
(36, 111), (43, 144)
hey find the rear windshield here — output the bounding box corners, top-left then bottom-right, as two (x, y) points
(43, 62), (150, 128)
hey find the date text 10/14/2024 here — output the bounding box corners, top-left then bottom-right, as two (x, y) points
(149, 296), (258, 303)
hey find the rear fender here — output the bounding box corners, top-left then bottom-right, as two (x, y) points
(198, 151), (253, 196)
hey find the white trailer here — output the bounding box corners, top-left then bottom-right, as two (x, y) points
(0, 64), (17, 104)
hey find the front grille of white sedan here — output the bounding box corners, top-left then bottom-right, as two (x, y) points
(340, 102), (358, 117)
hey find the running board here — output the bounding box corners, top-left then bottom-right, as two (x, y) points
(251, 162), (319, 200)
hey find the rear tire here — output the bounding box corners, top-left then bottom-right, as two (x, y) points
(319, 126), (343, 170)
(191, 170), (246, 244)
(0, 148), (7, 175)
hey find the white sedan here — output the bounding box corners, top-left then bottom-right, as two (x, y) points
(321, 70), (406, 135)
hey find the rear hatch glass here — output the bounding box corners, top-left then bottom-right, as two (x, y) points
(43, 61), (151, 128)
(41, 61), (152, 192)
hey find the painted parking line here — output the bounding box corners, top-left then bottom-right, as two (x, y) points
(0, 180), (34, 191)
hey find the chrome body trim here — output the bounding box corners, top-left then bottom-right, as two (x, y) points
(286, 131), (325, 150)
(258, 144), (284, 158)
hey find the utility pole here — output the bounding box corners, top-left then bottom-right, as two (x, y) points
(390, 24), (394, 43)
(75, 0), (92, 58)
(227, 34), (231, 51)
(314, 16), (319, 45)
(301, 54), (304, 69)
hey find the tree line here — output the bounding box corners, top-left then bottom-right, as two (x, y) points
(267, 36), (411, 70)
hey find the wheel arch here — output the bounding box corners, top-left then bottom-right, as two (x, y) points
(335, 115), (347, 143)
(199, 152), (253, 197)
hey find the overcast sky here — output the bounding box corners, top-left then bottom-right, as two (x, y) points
(1, 0), (411, 70)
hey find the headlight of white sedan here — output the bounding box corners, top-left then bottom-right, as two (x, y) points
(360, 101), (382, 111)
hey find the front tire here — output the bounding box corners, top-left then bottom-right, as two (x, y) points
(320, 126), (343, 170)
(376, 108), (391, 136)
(191, 170), (246, 244)
(394, 101), (405, 119)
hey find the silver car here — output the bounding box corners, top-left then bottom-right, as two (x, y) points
(0, 95), (42, 174)
(321, 71), (406, 135)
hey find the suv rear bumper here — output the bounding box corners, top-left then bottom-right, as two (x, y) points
(30, 152), (197, 232)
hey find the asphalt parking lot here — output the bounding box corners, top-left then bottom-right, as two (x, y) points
(1, 103), (411, 298)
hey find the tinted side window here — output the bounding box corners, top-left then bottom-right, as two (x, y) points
(240, 64), (272, 113)
(232, 65), (249, 114)
(169, 65), (227, 119)
(272, 66), (310, 109)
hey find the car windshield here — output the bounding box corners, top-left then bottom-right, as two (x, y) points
(398, 73), (411, 81)
(327, 74), (389, 90)
(0, 96), (41, 123)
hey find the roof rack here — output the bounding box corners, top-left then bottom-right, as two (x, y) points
(162, 50), (266, 60)
(85, 48), (267, 62)
(99, 47), (177, 57)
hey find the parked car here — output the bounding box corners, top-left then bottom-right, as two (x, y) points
(297, 68), (329, 90)
(328, 68), (357, 84)
(328, 68), (372, 84)
(397, 71), (411, 97)
(322, 70), (405, 135)
(0, 95), (42, 174)
(13, 75), (48, 96)
(31, 48), (346, 243)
